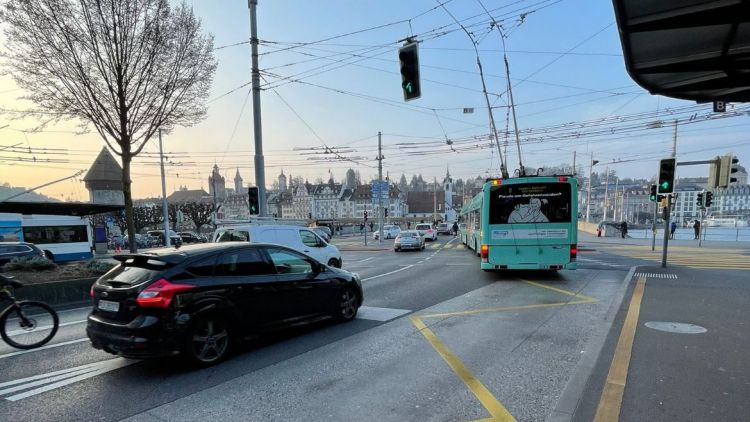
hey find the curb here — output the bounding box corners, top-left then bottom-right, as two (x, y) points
(14, 277), (97, 308)
(546, 265), (638, 422)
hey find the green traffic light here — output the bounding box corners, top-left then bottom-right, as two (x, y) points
(660, 181), (670, 189)
(403, 81), (413, 93)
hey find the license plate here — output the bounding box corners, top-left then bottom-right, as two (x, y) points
(98, 299), (120, 313)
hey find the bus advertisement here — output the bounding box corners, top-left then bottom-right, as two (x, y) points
(460, 176), (578, 271)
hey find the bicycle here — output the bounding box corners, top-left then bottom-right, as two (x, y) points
(0, 274), (59, 349)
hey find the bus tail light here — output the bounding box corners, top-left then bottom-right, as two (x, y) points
(481, 244), (489, 262)
(492, 179), (501, 186)
(570, 244), (577, 261)
(558, 176), (568, 182)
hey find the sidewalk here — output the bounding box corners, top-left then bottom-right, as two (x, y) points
(570, 265), (750, 421)
(578, 230), (749, 250)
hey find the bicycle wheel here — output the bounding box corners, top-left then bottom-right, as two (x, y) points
(0, 301), (59, 349)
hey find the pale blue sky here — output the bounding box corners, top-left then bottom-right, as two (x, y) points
(2, 0), (748, 199)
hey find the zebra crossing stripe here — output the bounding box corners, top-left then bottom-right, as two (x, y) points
(633, 273), (677, 279)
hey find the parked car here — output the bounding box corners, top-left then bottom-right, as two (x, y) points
(147, 230), (182, 247)
(313, 226), (333, 239)
(213, 224), (342, 268)
(0, 242), (46, 266)
(394, 230), (425, 252)
(373, 225), (401, 240)
(87, 243), (363, 365)
(311, 227), (331, 243)
(415, 223), (437, 241)
(436, 222), (451, 235)
(179, 232), (206, 244)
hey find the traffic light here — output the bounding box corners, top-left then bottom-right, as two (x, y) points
(363, 210), (368, 221)
(696, 192), (704, 207)
(705, 191), (714, 207)
(649, 185), (657, 202)
(398, 42), (421, 101)
(718, 154), (739, 187)
(248, 187), (259, 215)
(657, 158), (676, 194)
(384, 208), (389, 218)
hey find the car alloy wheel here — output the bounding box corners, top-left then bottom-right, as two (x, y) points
(186, 317), (230, 365)
(335, 288), (358, 322)
(327, 258), (341, 268)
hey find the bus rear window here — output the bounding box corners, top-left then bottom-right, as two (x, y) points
(489, 183), (571, 224)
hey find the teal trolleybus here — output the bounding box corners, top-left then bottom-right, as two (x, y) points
(461, 176), (578, 271)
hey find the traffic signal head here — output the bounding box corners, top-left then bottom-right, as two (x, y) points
(248, 187), (259, 215)
(363, 210), (368, 221)
(718, 154), (740, 188)
(705, 191), (714, 207)
(384, 208), (389, 217)
(696, 192), (704, 207)
(649, 185), (657, 202)
(657, 158), (676, 194)
(398, 42), (421, 101)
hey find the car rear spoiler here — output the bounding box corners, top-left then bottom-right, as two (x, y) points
(113, 253), (185, 265)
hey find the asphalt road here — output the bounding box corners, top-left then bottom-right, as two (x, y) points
(0, 236), (633, 422)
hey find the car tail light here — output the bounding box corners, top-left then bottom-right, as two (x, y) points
(89, 284), (95, 298)
(136, 278), (196, 308)
(427, 229), (433, 233)
(570, 244), (577, 262)
(481, 244), (489, 262)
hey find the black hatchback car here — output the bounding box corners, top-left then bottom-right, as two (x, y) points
(0, 242), (46, 266)
(87, 242), (363, 365)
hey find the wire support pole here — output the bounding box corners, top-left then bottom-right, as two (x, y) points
(249, 0), (267, 216)
(158, 129), (171, 246)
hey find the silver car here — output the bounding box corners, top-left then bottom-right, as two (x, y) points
(394, 230), (425, 252)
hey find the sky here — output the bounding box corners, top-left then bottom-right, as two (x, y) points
(1, 0), (748, 201)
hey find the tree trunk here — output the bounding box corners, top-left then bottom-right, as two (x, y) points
(122, 153), (137, 253)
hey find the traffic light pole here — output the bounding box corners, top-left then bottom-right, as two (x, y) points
(661, 194), (672, 268)
(651, 201), (657, 251)
(248, 0), (267, 216)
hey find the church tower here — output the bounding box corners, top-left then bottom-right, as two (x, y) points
(279, 169), (288, 192)
(234, 168), (243, 194)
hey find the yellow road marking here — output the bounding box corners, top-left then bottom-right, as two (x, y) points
(411, 316), (517, 422)
(421, 300), (595, 319)
(522, 280), (598, 302)
(594, 276), (646, 422)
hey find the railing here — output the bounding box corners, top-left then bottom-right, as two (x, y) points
(629, 228), (750, 242)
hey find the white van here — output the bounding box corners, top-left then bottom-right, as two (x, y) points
(213, 224), (343, 268)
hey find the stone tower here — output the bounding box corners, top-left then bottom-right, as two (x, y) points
(278, 169), (288, 192)
(208, 164), (226, 200)
(83, 147), (124, 205)
(234, 168), (243, 194)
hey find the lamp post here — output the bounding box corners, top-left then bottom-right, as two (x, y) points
(585, 155), (599, 223)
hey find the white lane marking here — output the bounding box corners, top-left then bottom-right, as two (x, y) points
(0, 360), (105, 389)
(362, 265), (414, 281)
(56, 306), (93, 315)
(0, 338), (89, 360)
(5, 319), (87, 337)
(357, 257), (374, 263)
(445, 263), (472, 266)
(0, 367), (101, 396)
(356, 306), (411, 322)
(577, 257), (626, 267)
(3, 358), (137, 401)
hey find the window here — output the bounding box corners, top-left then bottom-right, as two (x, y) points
(22, 225), (88, 244)
(267, 248), (313, 275)
(216, 248), (272, 276)
(489, 183), (572, 224)
(299, 230), (319, 247)
(216, 230), (250, 242)
(187, 256), (216, 277)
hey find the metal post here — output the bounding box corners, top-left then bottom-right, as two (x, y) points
(651, 200), (657, 251)
(586, 153), (593, 222)
(572, 150), (576, 175)
(378, 131), (384, 244)
(603, 166), (610, 221)
(661, 195), (671, 267)
(248, 0), (267, 216)
(698, 208), (705, 247)
(158, 129), (171, 247)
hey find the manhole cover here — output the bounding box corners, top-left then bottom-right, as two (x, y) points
(644, 321), (707, 334)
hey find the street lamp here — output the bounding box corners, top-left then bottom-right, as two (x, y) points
(585, 156), (599, 223)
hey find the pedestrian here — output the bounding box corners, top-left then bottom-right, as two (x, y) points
(369, 221), (374, 231)
(407, 221), (411, 229)
(597, 223), (603, 237)
(452, 221), (459, 237)
(359, 223), (364, 233)
(670, 221), (677, 239)
(620, 221), (628, 239)
(693, 220), (700, 240)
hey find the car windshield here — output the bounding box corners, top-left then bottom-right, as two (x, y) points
(416, 225), (430, 230)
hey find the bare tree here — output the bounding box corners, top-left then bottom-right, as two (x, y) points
(1, 0), (216, 251)
(181, 201), (213, 234)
